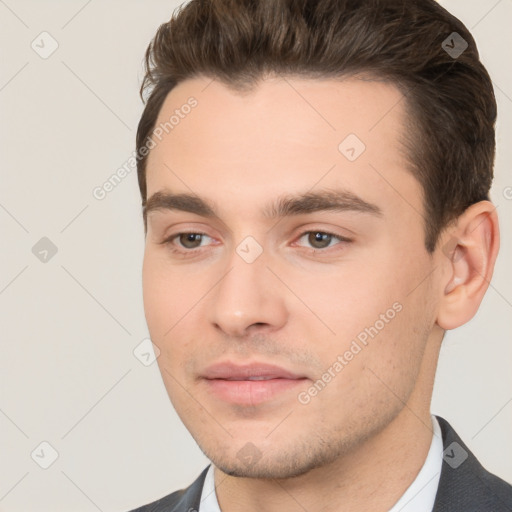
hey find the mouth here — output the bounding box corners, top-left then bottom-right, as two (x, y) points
(201, 362), (308, 406)
(223, 376), (284, 381)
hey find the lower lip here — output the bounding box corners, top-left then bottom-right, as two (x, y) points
(203, 378), (307, 406)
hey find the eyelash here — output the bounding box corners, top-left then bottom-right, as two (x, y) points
(160, 230), (352, 256)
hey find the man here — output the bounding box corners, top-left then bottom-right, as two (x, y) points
(130, 0), (512, 510)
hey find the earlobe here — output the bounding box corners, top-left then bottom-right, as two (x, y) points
(437, 201), (500, 330)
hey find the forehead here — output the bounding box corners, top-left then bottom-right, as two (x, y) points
(144, 74), (421, 223)
(149, 74), (408, 158)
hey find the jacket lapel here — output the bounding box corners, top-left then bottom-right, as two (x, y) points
(433, 415), (512, 511)
(169, 465), (210, 512)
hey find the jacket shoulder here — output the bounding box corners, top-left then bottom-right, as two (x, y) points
(128, 466), (210, 512)
(434, 416), (512, 511)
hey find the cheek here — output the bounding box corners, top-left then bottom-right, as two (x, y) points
(294, 251), (430, 381)
(142, 251), (198, 326)
(288, 260), (399, 347)
(311, 303), (426, 424)
(142, 253), (166, 334)
(142, 251), (211, 374)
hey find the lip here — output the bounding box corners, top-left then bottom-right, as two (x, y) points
(201, 361), (308, 406)
(202, 361), (305, 380)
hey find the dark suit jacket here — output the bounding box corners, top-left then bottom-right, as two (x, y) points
(129, 415), (512, 511)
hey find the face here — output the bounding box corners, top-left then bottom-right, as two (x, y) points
(142, 75), (440, 478)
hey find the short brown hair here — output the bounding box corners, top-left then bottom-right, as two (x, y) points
(136, 0), (497, 252)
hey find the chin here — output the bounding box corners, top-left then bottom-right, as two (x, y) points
(212, 458), (323, 480)
(198, 437), (345, 480)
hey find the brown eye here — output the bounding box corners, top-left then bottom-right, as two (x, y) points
(307, 232), (334, 249)
(160, 231), (214, 256)
(177, 233), (205, 249)
(294, 230), (352, 253)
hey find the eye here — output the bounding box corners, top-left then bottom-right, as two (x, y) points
(160, 229), (351, 257)
(161, 231), (212, 254)
(295, 230), (351, 251)
(176, 232), (208, 249)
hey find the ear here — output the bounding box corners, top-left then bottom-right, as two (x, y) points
(436, 201), (500, 330)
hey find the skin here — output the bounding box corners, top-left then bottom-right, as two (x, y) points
(141, 75), (499, 511)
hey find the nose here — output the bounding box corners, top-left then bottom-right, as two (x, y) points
(207, 245), (288, 338)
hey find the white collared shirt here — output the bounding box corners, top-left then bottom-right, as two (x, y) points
(198, 414), (443, 512)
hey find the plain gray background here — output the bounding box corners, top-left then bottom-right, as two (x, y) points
(0, 1), (511, 510)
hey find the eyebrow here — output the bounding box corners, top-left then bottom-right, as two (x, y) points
(144, 188), (383, 221)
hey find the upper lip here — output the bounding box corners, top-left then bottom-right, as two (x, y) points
(202, 362), (305, 380)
